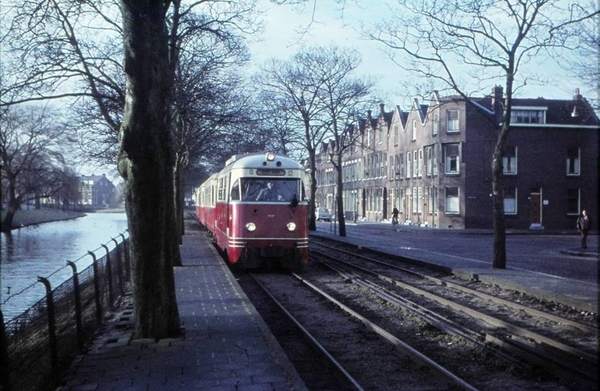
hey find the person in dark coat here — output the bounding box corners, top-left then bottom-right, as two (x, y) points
(391, 206), (399, 226)
(576, 209), (591, 249)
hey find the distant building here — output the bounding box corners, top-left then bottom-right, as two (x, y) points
(314, 87), (598, 230)
(78, 174), (116, 207)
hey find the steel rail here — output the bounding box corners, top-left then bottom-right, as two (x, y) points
(312, 241), (597, 334)
(312, 249), (598, 383)
(290, 271), (481, 391)
(248, 273), (365, 391)
(320, 258), (528, 369)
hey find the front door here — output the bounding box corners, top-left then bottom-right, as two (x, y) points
(530, 190), (542, 228)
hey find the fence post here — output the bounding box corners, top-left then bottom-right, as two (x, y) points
(37, 276), (58, 379)
(88, 251), (102, 325)
(0, 309), (11, 391)
(101, 244), (114, 308)
(66, 261), (83, 351)
(120, 233), (131, 281)
(111, 238), (124, 295)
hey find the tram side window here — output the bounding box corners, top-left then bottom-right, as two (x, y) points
(231, 179), (240, 201)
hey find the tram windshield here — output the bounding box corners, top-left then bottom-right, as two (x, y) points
(233, 178), (300, 202)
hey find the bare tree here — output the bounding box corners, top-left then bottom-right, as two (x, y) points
(257, 55), (330, 231)
(369, 0), (599, 268)
(312, 46), (375, 237)
(0, 106), (74, 231)
(560, 1), (599, 110)
(117, 0), (182, 339)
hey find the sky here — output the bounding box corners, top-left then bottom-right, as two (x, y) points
(247, 0), (594, 107)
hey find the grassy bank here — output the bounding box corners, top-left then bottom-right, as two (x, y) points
(1, 209), (87, 229)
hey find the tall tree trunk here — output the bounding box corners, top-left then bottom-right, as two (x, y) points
(118, 0), (181, 339)
(174, 157), (185, 244)
(335, 155), (346, 237)
(1, 177), (18, 232)
(491, 136), (507, 269)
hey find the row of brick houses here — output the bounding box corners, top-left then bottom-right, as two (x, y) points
(313, 87), (598, 230)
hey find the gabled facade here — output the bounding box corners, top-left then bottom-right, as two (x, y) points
(78, 174), (116, 207)
(314, 88), (599, 230)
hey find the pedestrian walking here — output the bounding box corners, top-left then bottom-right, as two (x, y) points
(576, 209), (591, 249)
(391, 206), (399, 228)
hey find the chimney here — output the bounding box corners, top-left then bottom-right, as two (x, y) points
(492, 85), (503, 106)
(379, 103), (385, 115)
(573, 88), (582, 101)
(491, 85), (503, 125)
(367, 109), (372, 122)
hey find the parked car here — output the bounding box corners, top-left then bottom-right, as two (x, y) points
(315, 207), (332, 222)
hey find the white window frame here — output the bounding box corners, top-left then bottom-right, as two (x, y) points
(426, 147), (433, 176)
(412, 186), (418, 213)
(406, 153), (411, 179)
(503, 146), (518, 175)
(566, 147), (580, 176)
(447, 110), (459, 133)
(444, 186), (460, 214)
(432, 112), (439, 136)
(413, 150), (418, 178)
(504, 187), (517, 215)
(510, 108), (546, 124)
(444, 143), (461, 174)
(412, 119), (417, 141)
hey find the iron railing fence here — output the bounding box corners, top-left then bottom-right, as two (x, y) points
(0, 231), (130, 391)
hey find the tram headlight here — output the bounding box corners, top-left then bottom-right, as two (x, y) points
(266, 152), (275, 161)
(286, 222), (297, 232)
(246, 222), (257, 232)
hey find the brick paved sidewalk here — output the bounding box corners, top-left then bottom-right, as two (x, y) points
(57, 218), (306, 391)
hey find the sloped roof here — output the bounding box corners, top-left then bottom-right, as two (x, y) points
(475, 95), (599, 126)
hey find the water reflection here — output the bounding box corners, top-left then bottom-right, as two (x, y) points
(1, 212), (128, 321)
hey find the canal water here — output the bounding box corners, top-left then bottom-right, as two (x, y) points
(0, 212), (128, 322)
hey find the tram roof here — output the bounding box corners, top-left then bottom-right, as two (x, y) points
(225, 153), (303, 170)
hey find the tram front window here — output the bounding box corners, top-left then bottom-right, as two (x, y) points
(242, 179), (299, 202)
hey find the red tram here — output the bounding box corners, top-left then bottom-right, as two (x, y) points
(194, 152), (309, 270)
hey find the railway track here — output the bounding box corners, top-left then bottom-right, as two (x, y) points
(309, 238), (598, 389)
(235, 238), (597, 390)
(238, 271), (480, 391)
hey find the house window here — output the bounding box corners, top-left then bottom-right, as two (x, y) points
(445, 186), (459, 214)
(444, 143), (460, 174)
(447, 110), (459, 133)
(511, 109), (546, 124)
(503, 146), (517, 175)
(413, 150), (418, 178)
(389, 156), (395, 180)
(417, 187), (423, 214)
(406, 153), (411, 179)
(566, 188), (580, 215)
(394, 125), (399, 145)
(432, 112), (439, 136)
(429, 186), (437, 214)
(412, 120), (417, 141)
(504, 187), (517, 214)
(399, 188), (405, 213)
(426, 147), (433, 176)
(418, 149), (423, 177)
(432, 144), (438, 175)
(412, 186), (418, 213)
(398, 153), (403, 180)
(566, 147), (580, 176)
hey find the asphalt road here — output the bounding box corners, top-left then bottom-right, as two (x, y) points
(317, 222), (598, 285)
